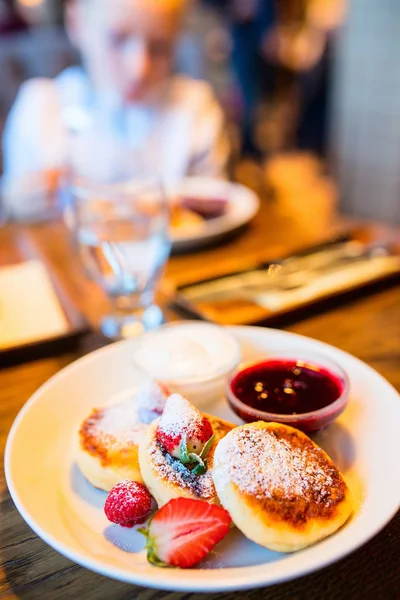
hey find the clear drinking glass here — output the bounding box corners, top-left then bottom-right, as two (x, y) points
(72, 179), (171, 339)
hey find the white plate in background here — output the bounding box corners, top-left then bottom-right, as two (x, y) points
(171, 178), (260, 252)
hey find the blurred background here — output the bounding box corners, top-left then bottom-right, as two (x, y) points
(0, 0), (399, 223)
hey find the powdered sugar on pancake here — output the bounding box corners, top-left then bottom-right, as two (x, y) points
(137, 381), (169, 425)
(216, 425), (345, 508)
(80, 383), (167, 453)
(84, 397), (145, 449)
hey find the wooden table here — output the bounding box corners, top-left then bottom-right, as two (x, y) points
(1, 210), (399, 599)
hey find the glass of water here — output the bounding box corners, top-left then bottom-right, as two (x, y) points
(72, 178), (171, 339)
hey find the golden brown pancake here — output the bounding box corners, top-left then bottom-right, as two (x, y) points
(213, 422), (352, 552)
(76, 397), (146, 491)
(139, 414), (235, 507)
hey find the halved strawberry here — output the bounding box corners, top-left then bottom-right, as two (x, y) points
(156, 394), (214, 474)
(139, 498), (231, 568)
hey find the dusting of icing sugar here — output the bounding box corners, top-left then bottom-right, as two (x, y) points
(137, 381), (168, 425)
(82, 381), (169, 452)
(158, 393), (206, 438)
(90, 397), (146, 447)
(218, 426), (342, 506)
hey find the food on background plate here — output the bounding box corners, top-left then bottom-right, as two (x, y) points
(170, 205), (204, 231)
(76, 381), (168, 491)
(169, 178), (229, 233)
(138, 498), (232, 568)
(213, 422), (353, 552)
(139, 394), (235, 507)
(180, 195), (228, 220)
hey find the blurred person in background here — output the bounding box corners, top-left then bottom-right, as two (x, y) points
(264, 0), (346, 155)
(204, 0), (345, 157)
(203, 0), (275, 156)
(2, 0), (229, 219)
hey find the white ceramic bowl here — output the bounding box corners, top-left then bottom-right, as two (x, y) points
(133, 321), (241, 408)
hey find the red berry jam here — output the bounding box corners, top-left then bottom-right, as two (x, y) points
(231, 359), (344, 416)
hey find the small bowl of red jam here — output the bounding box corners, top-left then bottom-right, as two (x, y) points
(226, 354), (349, 432)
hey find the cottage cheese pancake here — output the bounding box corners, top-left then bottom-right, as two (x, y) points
(76, 382), (168, 491)
(139, 405), (235, 507)
(213, 422), (353, 552)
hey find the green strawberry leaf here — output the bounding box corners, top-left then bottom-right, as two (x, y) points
(199, 434), (215, 460)
(187, 452), (202, 464)
(179, 434), (215, 476)
(179, 435), (191, 465)
(192, 460), (207, 476)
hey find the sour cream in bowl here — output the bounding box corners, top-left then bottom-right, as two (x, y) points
(133, 322), (241, 408)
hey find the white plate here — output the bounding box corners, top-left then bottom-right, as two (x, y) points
(171, 178), (259, 252)
(5, 327), (400, 592)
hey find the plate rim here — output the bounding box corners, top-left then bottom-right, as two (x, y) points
(5, 326), (400, 592)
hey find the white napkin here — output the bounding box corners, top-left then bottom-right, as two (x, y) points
(0, 260), (69, 350)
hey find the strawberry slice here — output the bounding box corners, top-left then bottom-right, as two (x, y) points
(139, 498), (231, 568)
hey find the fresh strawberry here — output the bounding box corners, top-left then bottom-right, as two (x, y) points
(139, 498), (231, 568)
(155, 394), (214, 474)
(104, 480), (152, 528)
